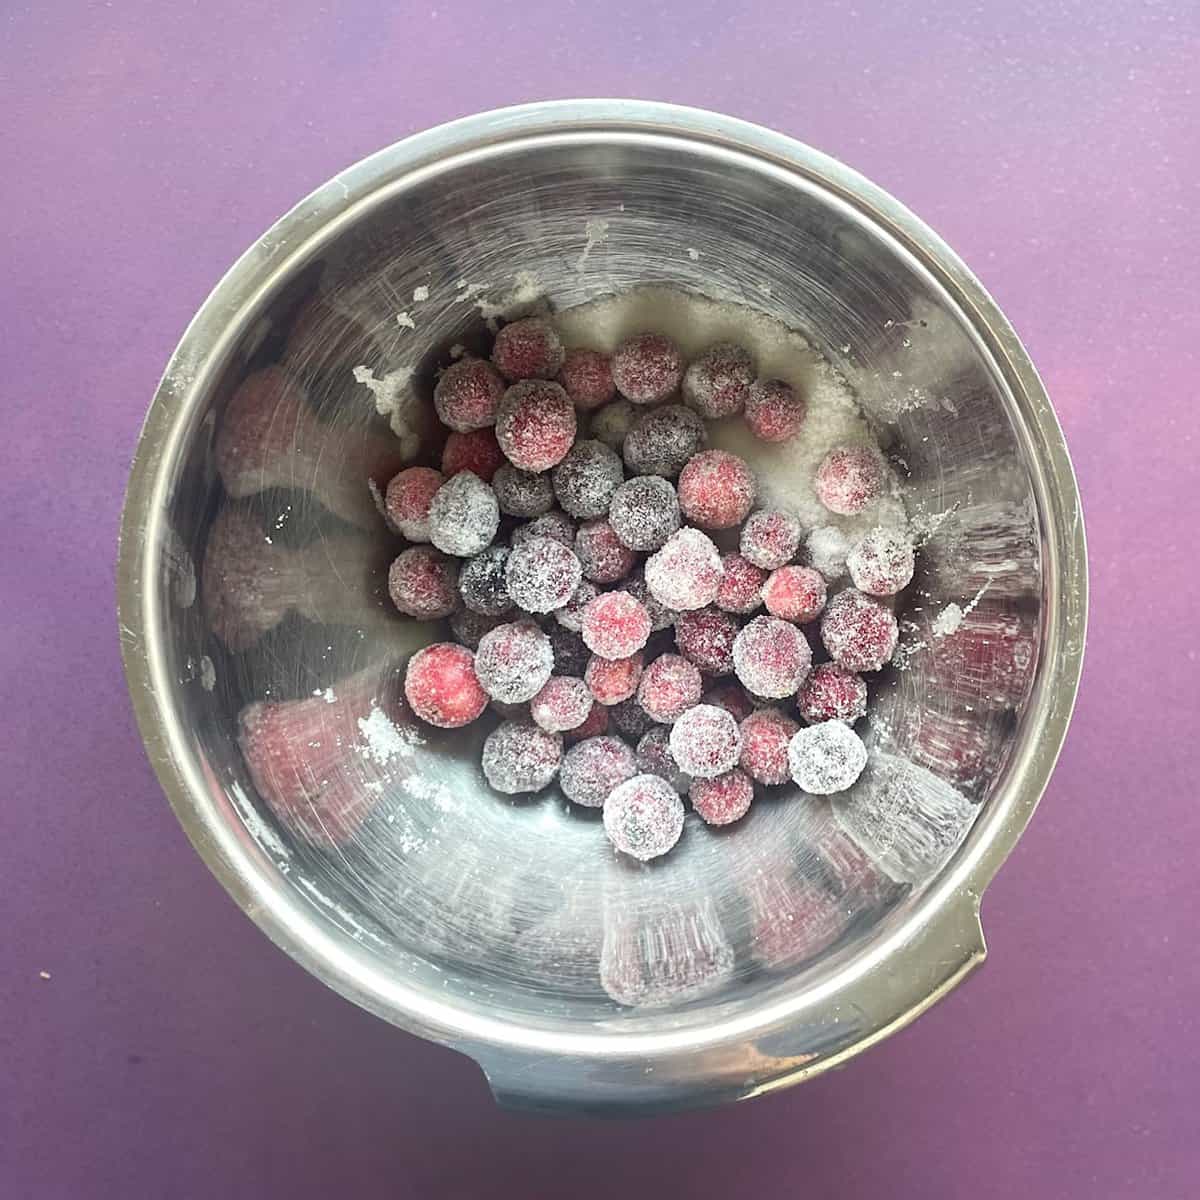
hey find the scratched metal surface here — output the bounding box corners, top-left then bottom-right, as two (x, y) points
(2, 1), (1195, 1196)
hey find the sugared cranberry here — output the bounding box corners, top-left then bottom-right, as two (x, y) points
(635, 727), (690, 793)
(820, 589), (898, 672)
(495, 380), (577, 471)
(740, 509), (803, 570)
(389, 547), (459, 619)
(457, 545), (513, 616)
(637, 653), (702, 723)
(674, 608), (738, 675)
(787, 720), (867, 794)
(530, 676), (594, 733)
(560, 736), (637, 807)
(623, 405), (707, 477)
(552, 439), (623, 518)
(603, 774), (685, 860)
(581, 590), (651, 660)
(492, 464), (553, 518)
(608, 476), (681, 551)
(732, 615), (812, 699)
(441, 427), (503, 481)
(814, 445), (885, 516)
(716, 552), (767, 615)
(846, 526), (915, 596)
(481, 720), (562, 794)
(433, 358), (505, 432)
(762, 565), (827, 624)
(644, 528), (723, 612)
(385, 466), (444, 541)
(738, 707), (800, 785)
(669, 704), (741, 779)
(744, 378), (805, 442)
(690, 769), (754, 826)
(703, 680), (755, 723)
(682, 342), (754, 419)
(611, 333), (684, 404)
(589, 398), (635, 450)
(504, 536), (582, 614)
(678, 450), (756, 529)
(558, 348), (615, 410)
(797, 663), (868, 724)
(585, 652), (644, 705)
(575, 518), (637, 584)
(428, 471), (499, 557)
(404, 643), (488, 728)
(474, 620), (554, 703)
(491, 317), (565, 382)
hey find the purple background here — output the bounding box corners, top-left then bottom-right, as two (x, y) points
(3, 1), (1197, 1195)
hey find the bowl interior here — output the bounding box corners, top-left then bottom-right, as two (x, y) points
(140, 129), (1043, 1035)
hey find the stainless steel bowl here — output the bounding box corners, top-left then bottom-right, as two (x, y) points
(118, 101), (1086, 1113)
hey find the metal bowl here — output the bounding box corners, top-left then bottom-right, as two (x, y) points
(118, 101), (1086, 1113)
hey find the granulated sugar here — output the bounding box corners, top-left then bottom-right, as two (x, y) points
(553, 286), (905, 537)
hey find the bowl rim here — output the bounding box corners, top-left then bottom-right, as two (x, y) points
(117, 99), (1088, 1090)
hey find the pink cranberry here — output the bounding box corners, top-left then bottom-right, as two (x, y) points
(495, 380), (577, 471)
(690, 769), (754, 826)
(575, 518), (637, 584)
(558, 348), (615, 410)
(481, 720), (563, 794)
(603, 774), (686, 860)
(389, 547), (459, 619)
(404, 643), (488, 728)
(385, 466), (444, 542)
(645, 528), (723, 611)
(637, 653), (703, 724)
(474, 620), (554, 703)
(738, 707), (800, 785)
(668, 704), (741, 778)
(762, 565), (827, 623)
(442, 427), (504, 481)
(740, 509), (803, 570)
(491, 317), (565, 382)
(846, 526), (915, 596)
(677, 450), (756, 529)
(433, 358), (505, 432)
(585, 652), (644, 705)
(674, 607), (738, 675)
(744, 378), (806, 442)
(560, 736), (637, 807)
(530, 676), (594, 733)
(814, 445), (886, 515)
(820, 589), (898, 672)
(504, 536), (582, 614)
(611, 333), (684, 404)
(580, 590), (651, 660)
(797, 663), (868, 724)
(732, 615), (812, 699)
(716, 552), (767, 614)
(682, 342), (755, 419)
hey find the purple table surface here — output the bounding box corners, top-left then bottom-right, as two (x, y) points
(3, 1), (1197, 1196)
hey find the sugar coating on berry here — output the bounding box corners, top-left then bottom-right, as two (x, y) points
(674, 608), (738, 675)
(559, 735), (637, 807)
(741, 509), (803, 570)
(820, 588), (898, 672)
(565, 699), (609, 742)
(703, 680), (755, 723)
(798, 663), (868, 724)
(530, 676), (594, 733)
(744, 378), (806, 443)
(404, 643), (488, 728)
(581, 590), (651, 660)
(624, 567), (677, 631)
(690, 769), (754, 826)
(492, 464), (554, 518)
(428, 471), (499, 557)
(512, 510), (575, 548)
(385, 467), (444, 541)
(552, 439), (624, 518)
(815, 445), (886, 516)
(491, 317), (565, 382)
(678, 450), (756, 530)
(669, 704), (741, 779)
(547, 625), (590, 676)
(763, 565), (828, 624)
(608, 476), (681, 551)
(441, 428), (503, 482)
(505, 536), (582, 614)
(637, 653), (702, 723)
(474, 621), (554, 703)
(847, 526), (915, 596)
(450, 608), (504, 648)
(636, 727), (691, 793)
(739, 707), (800, 784)
(603, 774), (685, 860)
(554, 580), (599, 631)
(806, 525), (852, 581)
(610, 696), (652, 740)
(585, 652), (644, 705)
(558, 348), (614, 411)
(682, 342), (755, 419)
(575, 518), (637, 584)
(611, 333), (684, 404)
(433, 358), (505, 432)
(788, 720), (867, 794)
(733, 615), (812, 699)
(645, 528), (723, 611)
(623, 405), (707, 477)
(716, 553), (767, 615)
(589, 399), (635, 449)
(389, 547), (459, 619)
(495, 380), (577, 471)
(457, 545), (513, 616)
(482, 720), (563, 794)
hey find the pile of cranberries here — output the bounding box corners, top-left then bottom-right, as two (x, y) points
(385, 318), (912, 862)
